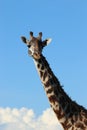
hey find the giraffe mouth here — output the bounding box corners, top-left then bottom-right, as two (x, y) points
(32, 52), (41, 59)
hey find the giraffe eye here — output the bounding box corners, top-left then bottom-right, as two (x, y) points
(27, 45), (31, 48)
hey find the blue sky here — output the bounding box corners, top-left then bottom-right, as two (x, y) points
(0, 0), (87, 129)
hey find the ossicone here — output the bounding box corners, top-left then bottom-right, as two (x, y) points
(30, 31), (33, 39)
(37, 32), (42, 41)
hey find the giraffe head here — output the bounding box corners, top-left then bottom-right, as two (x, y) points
(21, 32), (52, 59)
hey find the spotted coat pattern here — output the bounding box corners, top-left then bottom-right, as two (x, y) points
(34, 55), (87, 130)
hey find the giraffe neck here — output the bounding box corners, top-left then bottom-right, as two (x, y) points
(33, 54), (87, 129)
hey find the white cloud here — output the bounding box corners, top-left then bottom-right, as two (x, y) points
(0, 107), (63, 130)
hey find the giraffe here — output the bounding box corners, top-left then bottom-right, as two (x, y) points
(21, 32), (87, 130)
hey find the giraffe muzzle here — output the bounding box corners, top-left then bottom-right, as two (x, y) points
(28, 50), (32, 55)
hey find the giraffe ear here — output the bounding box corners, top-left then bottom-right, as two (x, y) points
(21, 36), (29, 45)
(21, 36), (27, 44)
(42, 38), (52, 47)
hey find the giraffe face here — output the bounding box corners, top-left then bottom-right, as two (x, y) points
(21, 32), (52, 59)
